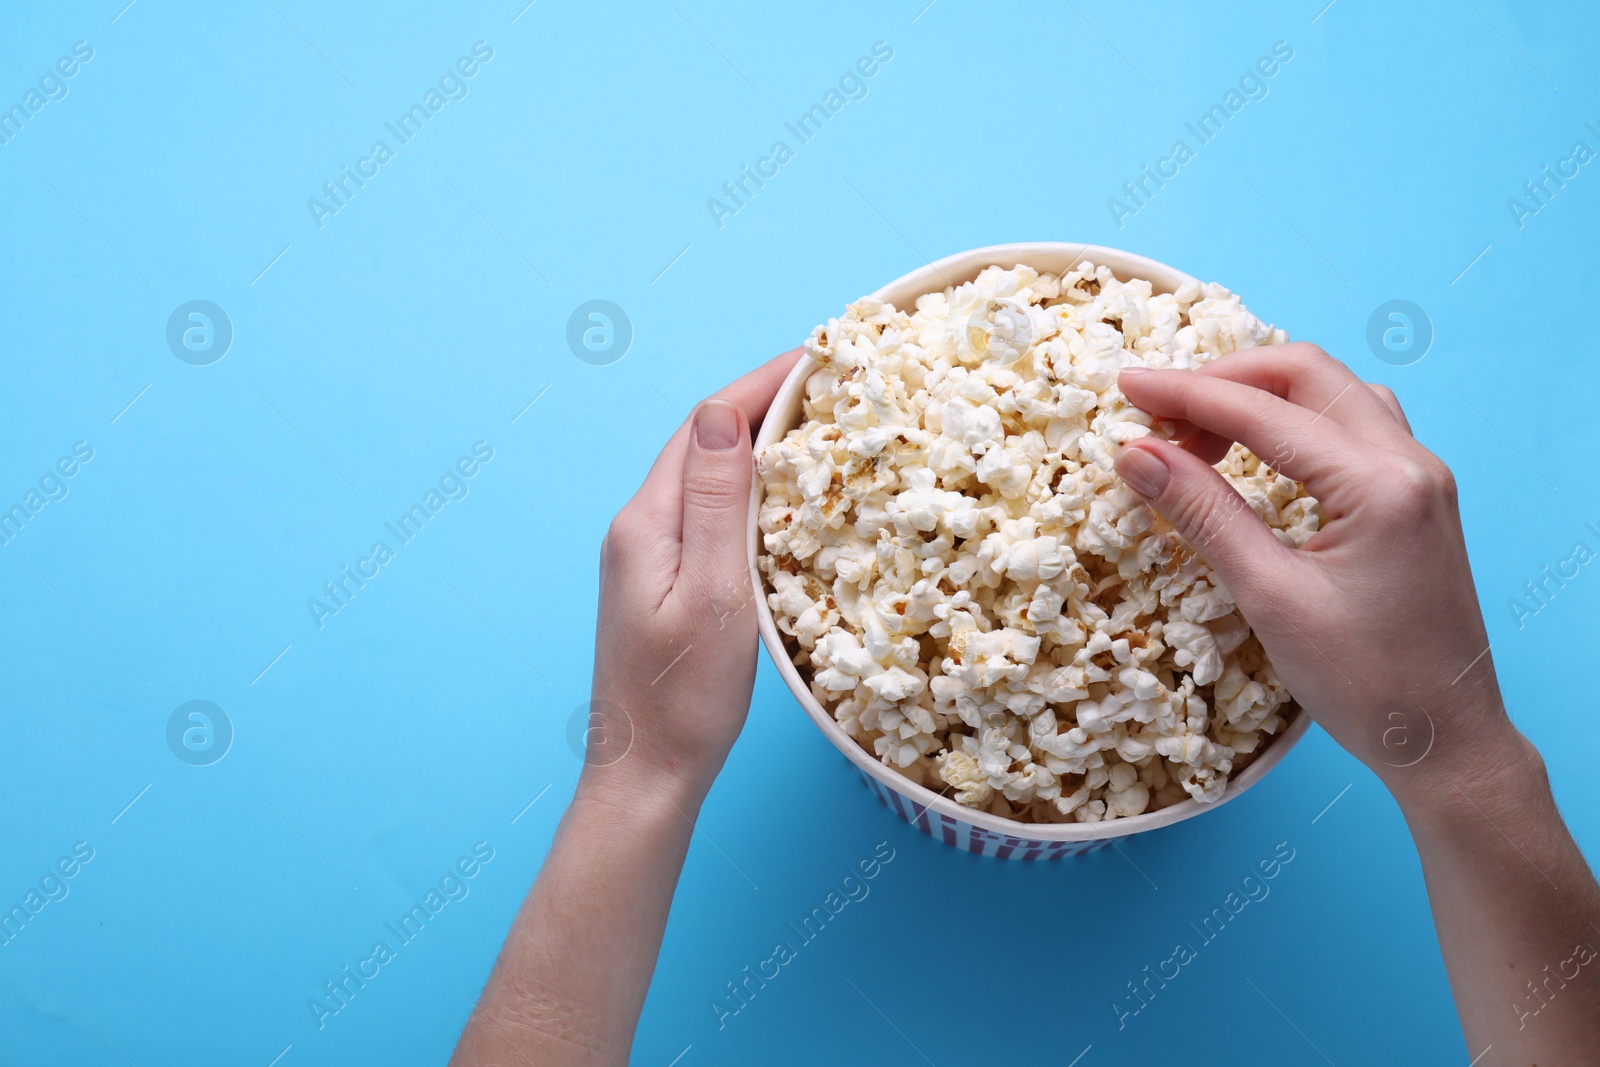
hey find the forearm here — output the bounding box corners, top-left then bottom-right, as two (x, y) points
(446, 356), (792, 1064)
(1388, 714), (1600, 1056)
(450, 770), (705, 1066)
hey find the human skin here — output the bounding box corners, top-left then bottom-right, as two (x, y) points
(450, 344), (1600, 1065)
(1114, 345), (1600, 1059)
(448, 348), (804, 1066)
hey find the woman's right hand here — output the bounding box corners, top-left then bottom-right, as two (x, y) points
(1113, 343), (1535, 810)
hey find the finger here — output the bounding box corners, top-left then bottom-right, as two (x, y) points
(1114, 438), (1299, 612)
(604, 348), (806, 607)
(726, 345), (810, 430)
(1367, 383), (1412, 434)
(632, 347), (806, 516)
(1172, 422), (1234, 467)
(1117, 367), (1366, 515)
(1156, 419), (1233, 467)
(1194, 344), (1409, 445)
(674, 400), (755, 608)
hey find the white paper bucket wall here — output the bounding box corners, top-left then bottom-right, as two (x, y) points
(749, 243), (1311, 860)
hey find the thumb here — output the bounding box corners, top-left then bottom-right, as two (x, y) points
(1114, 438), (1297, 606)
(677, 399), (754, 602)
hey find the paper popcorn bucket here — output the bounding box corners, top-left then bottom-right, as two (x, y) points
(748, 242), (1313, 860)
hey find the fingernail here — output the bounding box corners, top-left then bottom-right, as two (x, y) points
(1117, 447), (1170, 499)
(694, 400), (740, 451)
(1119, 366), (1150, 379)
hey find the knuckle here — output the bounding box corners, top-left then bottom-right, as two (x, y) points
(1281, 342), (1333, 371)
(1283, 342), (1356, 382)
(1382, 457), (1454, 519)
(1368, 382), (1407, 418)
(1168, 485), (1235, 551)
(683, 470), (750, 514)
(1280, 341), (1327, 364)
(1425, 455), (1459, 503)
(1241, 389), (1281, 430)
(603, 506), (649, 563)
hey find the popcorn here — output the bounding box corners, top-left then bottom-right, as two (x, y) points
(758, 263), (1318, 823)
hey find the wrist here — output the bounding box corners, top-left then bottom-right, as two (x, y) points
(574, 754), (715, 826)
(1380, 710), (1551, 831)
(577, 689), (734, 814)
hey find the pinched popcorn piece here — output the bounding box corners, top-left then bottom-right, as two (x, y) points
(757, 263), (1314, 823)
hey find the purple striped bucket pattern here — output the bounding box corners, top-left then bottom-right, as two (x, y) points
(855, 769), (1115, 861)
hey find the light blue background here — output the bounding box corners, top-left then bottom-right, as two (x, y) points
(2, 1), (1595, 1064)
